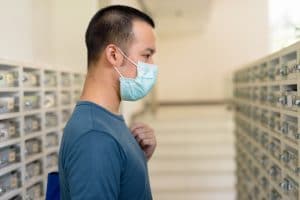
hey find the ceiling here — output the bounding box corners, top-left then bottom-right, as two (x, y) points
(139, 0), (213, 37)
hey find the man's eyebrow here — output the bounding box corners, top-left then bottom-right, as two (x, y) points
(145, 48), (156, 54)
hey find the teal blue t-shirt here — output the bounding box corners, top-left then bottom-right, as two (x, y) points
(58, 101), (152, 200)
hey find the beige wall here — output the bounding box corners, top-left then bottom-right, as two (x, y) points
(0, 0), (98, 72)
(155, 0), (270, 102)
(51, 0), (99, 72)
(0, 0), (34, 62)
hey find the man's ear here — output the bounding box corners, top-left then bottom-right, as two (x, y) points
(105, 44), (123, 67)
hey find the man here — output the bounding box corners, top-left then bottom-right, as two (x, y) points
(58, 5), (157, 200)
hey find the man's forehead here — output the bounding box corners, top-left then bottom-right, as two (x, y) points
(131, 22), (155, 48)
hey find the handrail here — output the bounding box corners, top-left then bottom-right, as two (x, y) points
(130, 98), (234, 124)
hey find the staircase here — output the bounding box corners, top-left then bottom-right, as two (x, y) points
(138, 105), (236, 200)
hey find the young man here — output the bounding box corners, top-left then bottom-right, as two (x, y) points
(58, 5), (158, 200)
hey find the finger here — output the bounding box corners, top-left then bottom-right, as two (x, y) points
(136, 132), (156, 144)
(140, 138), (156, 147)
(135, 133), (145, 143)
(130, 122), (148, 132)
(132, 129), (154, 139)
(133, 126), (154, 134)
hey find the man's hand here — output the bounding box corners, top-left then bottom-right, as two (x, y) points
(130, 122), (157, 161)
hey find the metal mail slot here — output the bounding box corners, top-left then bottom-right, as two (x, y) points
(260, 176), (269, 190)
(260, 154), (269, 171)
(25, 138), (42, 157)
(23, 71), (39, 87)
(251, 107), (261, 122)
(269, 137), (281, 160)
(73, 74), (84, 86)
(46, 153), (58, 169)
(259, 86), (268, 104)
(248, 68), (255, 82)
(61, 73), (71, 87)
(0, 96), (16, 114)
(280, 145), (299, 176)
(241, 69), (251, 83)
(268, 64), (277, 80)
(251, 87), (259, 101)
(281, 115), (299, 142)
(246, 87), (252, 100)
(46, 132), (59, 148)
(242, 69), (251, 83)
(0, 170), (21, 197)
(279, 59), (298, 80)
(251, 165), (260, 178)
(61, 91), (71, 105)
(62, 109), (71, 123)
(73, 90), (81, 103)
(278, 64), (288, 77)
(260, 132), (269, 150)
(24, 115), (41, 134)
(269, 164), (282, 185)
(26, 182), (43, 200)
(268, 189), (282, 200)
(238, 105), (246, 115)
(251, 127), (260, 143)
(245, 105), (252, 118)
(0, 71), (18, 87)
(0, 118), (19, 142)
(24, 93), (40, 111)
(25, 159), (42, 180)
(267, 85), (281, 106)
(251, 66), (260, 82)
(269, 111), (281, 134)
(0, 145), (20, 169)
(45, 112), (58, 128)
(0, 171), (20, 196)
(238, 103), (249, 117)
(259, 63), (268, 81)
(280, 176), (299, 200)
(44, 71), (57, 87)
(236, 87), (250, 100)
(245, 141), (252, 155)
(252, 146), (261, 163)
(44, 92), (57, 108)
(260, 109), (269, 127)
(280, 84), (298, 111)
(269, 58), (280, 80)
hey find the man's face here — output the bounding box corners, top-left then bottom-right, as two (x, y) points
(119, 20), (156, 78)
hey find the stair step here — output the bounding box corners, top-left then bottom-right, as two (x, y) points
(156, 132), (234, 145)
(152, 144), (235, 158)
(153, 125), (234, 133)
(149, 158), (235, 173)
(152, 190), (235, 200)
(150, 174), (235, 190)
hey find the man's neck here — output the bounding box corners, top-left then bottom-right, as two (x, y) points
(80, 67), (121, 115)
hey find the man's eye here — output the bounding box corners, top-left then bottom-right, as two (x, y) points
(143, 55), (151, 59)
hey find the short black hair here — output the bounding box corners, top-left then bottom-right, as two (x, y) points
(85, 5), (155, 67)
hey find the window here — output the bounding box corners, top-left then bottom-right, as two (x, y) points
(269, 0), (300, 51)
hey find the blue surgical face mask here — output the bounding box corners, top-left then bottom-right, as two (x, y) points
(114, 48), (158, 101)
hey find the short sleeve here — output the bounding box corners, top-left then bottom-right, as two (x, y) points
(65, 131), (124, 200)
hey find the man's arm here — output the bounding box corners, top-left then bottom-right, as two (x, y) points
(66, 131), (123, 200)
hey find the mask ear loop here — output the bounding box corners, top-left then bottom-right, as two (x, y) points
(114, 67), (124, 78)
(117, 47), (138, 68)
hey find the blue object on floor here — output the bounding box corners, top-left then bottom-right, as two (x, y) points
(46, 172), (60, 200)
